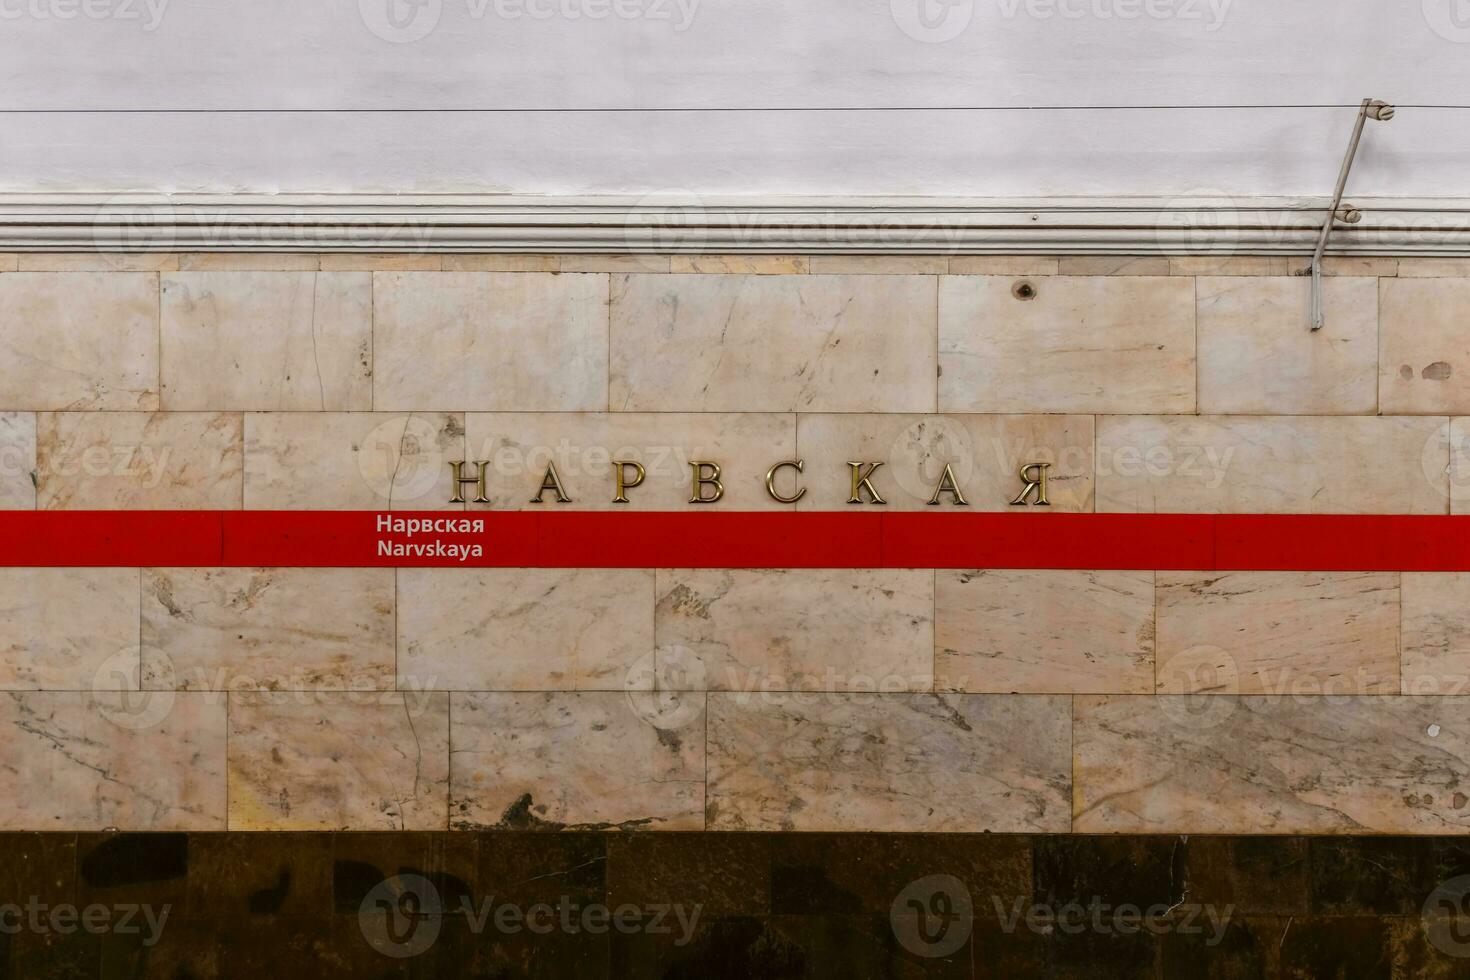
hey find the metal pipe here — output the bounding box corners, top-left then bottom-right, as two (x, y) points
(1311, 99), (1372, 330)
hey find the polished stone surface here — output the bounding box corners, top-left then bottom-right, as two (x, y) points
(0, 567), (140, 690)
(1381, 278), (1470, 414)
(0, 411), (36, 509)
(1402, 572), (1470, 694)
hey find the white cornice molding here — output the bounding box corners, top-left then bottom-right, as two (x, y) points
(2, 193), (1470, 255)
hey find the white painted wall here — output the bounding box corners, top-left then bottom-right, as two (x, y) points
(1, 0), (1467, 196)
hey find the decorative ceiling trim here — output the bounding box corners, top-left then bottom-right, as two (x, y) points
(2, 193), (1469, 255)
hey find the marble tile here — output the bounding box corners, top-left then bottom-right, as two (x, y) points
(0, 412), (36, 509)
(1096, 415), (1448, 514)
(37, 412), (243, 509)
(373, 272), (608, 411)
(654, 568), (932, 692)
(441, 254), (560, 272)
(1057, 256), (1170, 275)
(142, 568), (395, 692)
(450, 692), (704, 830)
(0, 273), (159, 410)
(1197, 277), (1378, 414)
(1381, 279), (1470, 414)
(1453, 418), (1470, 515)
(319, 254), (440, 271)
(1402, 573), (1470, 694)
(561, 254), (669, 273)
(464, 412), (795, 510)
(0, 692), (226, 830)
(177, 254), (319, 271)
(706, 693), (1071, 832)
(160, 272), (372, 411)
(1289, 257), (1397, 277)
(243, 412), (463, 510)
(1074, 695), (1470, 833)
(1398, 259), (1470, 278)
(610, 274), (936, 412)
(1168, 256), (1295, 276)
(671, 255), (809, 274)
(397, 568), (653, 691)
(1155, 572), (1399, 694)
(0, 254), (17, 272)
(935, 570), (1154, 694)
(228, 692), (449, 831)
(947, 257), (1059, 275)
(807, 256), (946, 274)
(17, 254), (178, 271)
(0, 568), (140, 689)
(795, 413), (1094, 511)
(938, 276), (1195, 413)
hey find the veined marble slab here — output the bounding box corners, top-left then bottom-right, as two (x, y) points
(0, 412), (36, 509)
(0, 568), (140, 689)
(243, 412), (464, 510)
(0, 692), (226, 830)
(373, 272), (609, 412)
(1097, 415), (1448, 514)
(935, 570), (1154, 694)
(1155, 572), (1400, 695)
(938, 276), (1195, 414)
(0, 273), (158, 410)
(228, 692), (449, 831)
(1403, 573), (1470, 695)
(609, 274), (936, 412)
(794, 414), (1094, 511)
(655, 568), (933, 693)
(1381, 279), (1470, 414)
(706, 693), (1071, 832)
(1074, 695), (1470, 834)
(397, 568), (653, 691)
(142, 568), (395, 692)
(36, 412), (243, 509)
(451, 692), (704, 830)
(160, 272), (372, 411)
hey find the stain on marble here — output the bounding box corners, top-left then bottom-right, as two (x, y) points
(1155, 572), (1400, 695)
(794, 413), (1094, 511)
(1197, 277), (1378, 414)
(706, 693), (1071, 832)
(160, 272), (372, 410)
(36, 412), (243, 509)
(397, 568), (653, 691)
(0, 692), (226, 830)
(243, 411), (464, 509)
(1073, 695), (1470, 833)
(373, 272), (609, 411)
(450, 692), (704, 831)
(0, 272), (159, 410)
(609, 274), (936, 412)
(654, 568), (933, 692)
(228, 692), (450, 831)
(142, 568), (395, 691)
(1096, 415), (1448, 514)
(464, 412), (795, 510)
(935, 570), (1154, 694)
(1402, 573), (1470, 694)
(0, 568), (140, 689)
(1381, 278), (1470, 414)
(938, 276), (1195, 414)
(0, 411), (36, 508)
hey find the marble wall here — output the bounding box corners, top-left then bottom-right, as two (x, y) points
(4, 252), (1470, 833)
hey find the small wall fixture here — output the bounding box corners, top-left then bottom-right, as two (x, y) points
(1309, 98), (1394, 331)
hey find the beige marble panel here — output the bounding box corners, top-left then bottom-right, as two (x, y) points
(938, 276), (1195, 413)
(1453, 418), (1470, 515)
(807, 256), (946, 274)
(0, 254), (17, 272)
(442, 255), (560, 272)
(1155, 572), (1399, 695)
(243, 412), (463, 510)
(1289, 257), (1397, 277)
(795, 413), (1094, 511)
(463, 412), (795, 510)
(228, 692), (449, 831)
(948, 257), (1059, 276)
(707, 693), (1070, 831)
(655, 568), (932, 692)
(1074, 695), (1470, 833)
(1399, 259), (1470, 278)
(0, 568), (140, 689)
(0, 273), (158, 410)
(0, 692), (226, 830)
(1197, 277), (1378, 414)
(37, 412), (243, 509)
(178, 254), (318, 271)
(397, 568), (653, 691)
(450, 692), (704, 830)
(1403, 573), (1470, 694)
(935, 570), (1153, 694)
(671, 255), (809, 274)
(160, 272), (372, 410)
(1096, 415), (1448, 514)
(562, 255), (669, 273)
(1381, 279), (1470, 414)
(0, 412), (36, 509)
(319, 254), (440, 271)
(374, 272), (608, 411)
(1168, 256), (1295, 276)
(18, 254), (178, 272)
(610, 274), (936, 412)
(142, 568), (395, 692)
(1056, 256), (1170, 276)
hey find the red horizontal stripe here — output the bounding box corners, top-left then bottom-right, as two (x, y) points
(2, 511), (1470, 570)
